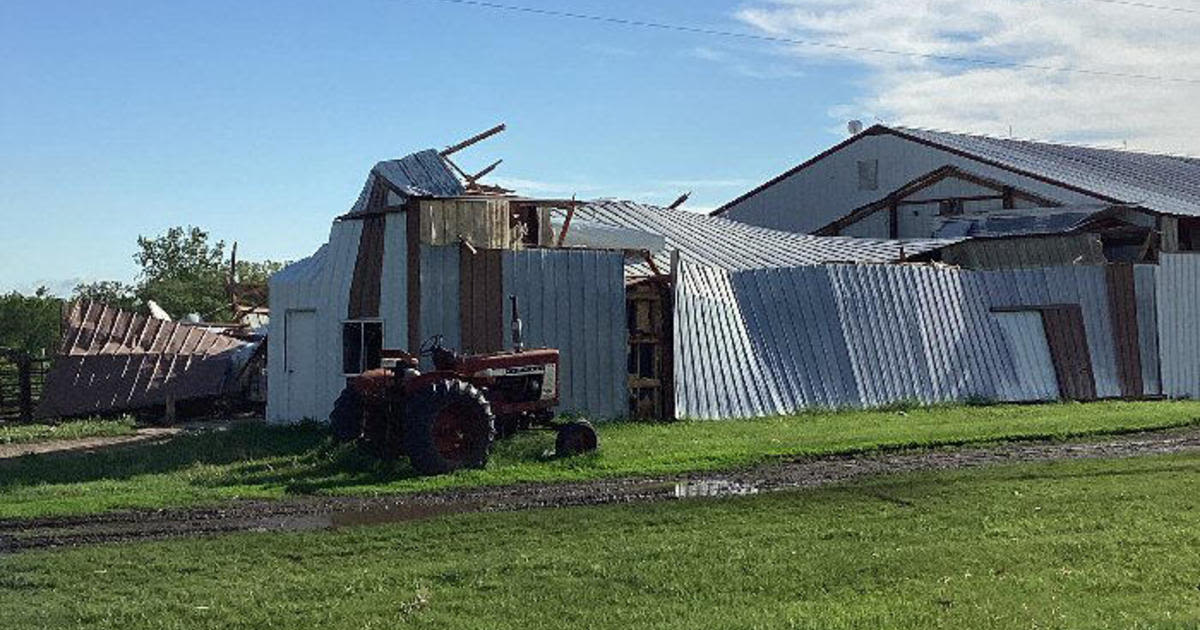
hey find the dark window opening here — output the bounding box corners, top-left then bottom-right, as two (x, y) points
(1179, 217), (1200, 252)
(510, 205), (542, 247)
(939, 199), (964, 216)
(342, 321), (383, 374)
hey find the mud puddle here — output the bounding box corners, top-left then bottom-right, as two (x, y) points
(3, 427), (1199, 553)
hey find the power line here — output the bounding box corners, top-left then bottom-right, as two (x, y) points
(413, 0), (1200, 85)
(1074, 0), (1200, 15)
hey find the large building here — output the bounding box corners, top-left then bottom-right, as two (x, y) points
(714, 125), (1200, 263)
(266, 148), (957, 424)
(269, 137), (1200, 424)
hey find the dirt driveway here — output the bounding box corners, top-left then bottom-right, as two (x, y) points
(0, 428), (181, 460)
(2, 427), (1198, 553)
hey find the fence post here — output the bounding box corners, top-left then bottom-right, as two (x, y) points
(18, 353), (33, 424)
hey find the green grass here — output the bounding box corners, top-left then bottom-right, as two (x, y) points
(3, 453), (1199, 629)
(3, 400), (1200, 520)
(0, 417), (136, 445)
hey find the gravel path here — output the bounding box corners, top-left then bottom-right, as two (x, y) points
(3, 427), (1198, 553)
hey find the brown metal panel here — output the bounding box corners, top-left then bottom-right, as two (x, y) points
(485, 250), (504, 351)
(407, 204), (422, 352)
(347, 214), (385, 319)
(459, 247), (505, 353)
(1040, 305), (1097, 401)
(1105, 263), (1144, 397)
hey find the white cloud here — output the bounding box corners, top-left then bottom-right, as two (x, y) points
(734, 0), (1200, 154)
(488, 176), (602, 197)
(686, 45), (807, 79)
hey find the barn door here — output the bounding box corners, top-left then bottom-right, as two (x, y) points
(284, 310), (317, 420)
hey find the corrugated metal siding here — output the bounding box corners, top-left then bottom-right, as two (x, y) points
(1134, 264), (1161, 396)
(1157, 254), (1200, 397)
(992, 311), (1060, 401)
(503, 249), (628, 419)
(267, 219), (363, 423)
(974, 266), (1120, 398)
(419, 245), (461, 351)
(673, 261), (1146, 419)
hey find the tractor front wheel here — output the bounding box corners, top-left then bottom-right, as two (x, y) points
(329, 387), (364, 443)
(403, 379), (495, 476)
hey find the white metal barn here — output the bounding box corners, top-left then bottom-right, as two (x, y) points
(714, 125), (1200, 255)
(268, 150), (628, 424)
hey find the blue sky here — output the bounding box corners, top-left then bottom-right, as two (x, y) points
(0, 0), (863, 294)
(5, 0), (1195, 295)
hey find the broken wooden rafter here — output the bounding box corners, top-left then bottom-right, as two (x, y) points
(466, 159), (503, 186)
(557, 196), (578, 247)
(441, 123), (507, 157)
(667, 192), (691, 210)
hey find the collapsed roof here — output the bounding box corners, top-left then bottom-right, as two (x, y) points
(568, 200), (959, 274)
(35, 302), (256, 419)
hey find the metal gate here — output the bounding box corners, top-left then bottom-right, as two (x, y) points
(0, 350), (51, 423)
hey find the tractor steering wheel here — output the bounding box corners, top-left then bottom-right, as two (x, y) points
(418, 334), (444, 356)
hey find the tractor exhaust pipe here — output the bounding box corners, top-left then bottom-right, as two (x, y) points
(510, 295), (524, 353)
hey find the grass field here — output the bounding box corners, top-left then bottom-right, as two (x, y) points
(2, 453), (1198, 629)
(0, 417), (136, 445)
(3, 400), (1200, 520)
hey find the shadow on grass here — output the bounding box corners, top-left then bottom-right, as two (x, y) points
(0, 421), (561, 498)
(0, 423), (342, 492)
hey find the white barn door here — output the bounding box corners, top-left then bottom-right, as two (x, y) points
(284, 310), (317, 421)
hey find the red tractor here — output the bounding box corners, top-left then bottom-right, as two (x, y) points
(329, 297), (598, 476)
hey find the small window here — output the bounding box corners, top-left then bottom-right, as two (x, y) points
(939, 199), (964, 216)
(857, 159), (879, 191)
(342, 321), (383, 375)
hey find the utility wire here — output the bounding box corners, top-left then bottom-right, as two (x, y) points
(413, 0), (1200, 85)
(1074, 0), (1200, 15)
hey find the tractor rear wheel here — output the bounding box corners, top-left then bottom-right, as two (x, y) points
(555, 420), (598, 456)
(403, 379), (495, 476)
(329, 387), (364, 443)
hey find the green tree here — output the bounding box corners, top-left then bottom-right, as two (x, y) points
(72, 281), (138, 312)
(133, 226), (229, 320)
(0, 289), (65, 356)
(59, 227), (285, 323)
(234, 259), (287, 288)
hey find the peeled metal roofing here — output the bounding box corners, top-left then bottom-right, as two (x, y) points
(35, 302), (249, 419)
(573, 200), (959, 274)
(932, 207), (1106, 239)
(673, 260), (1156, 419)
(347, 149), (464, 216)
(893, 126), (1200, 217)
